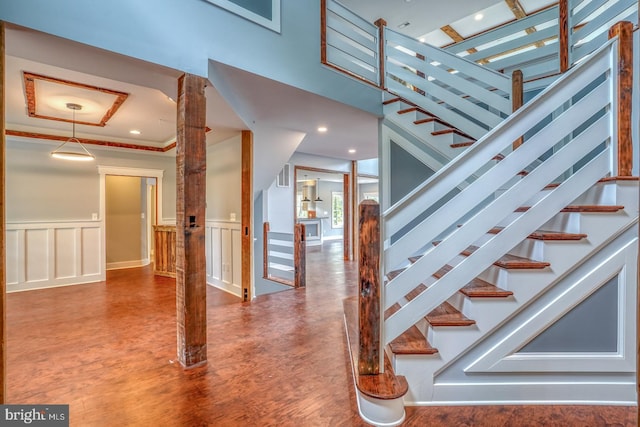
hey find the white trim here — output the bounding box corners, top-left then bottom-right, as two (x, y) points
(203, 0), (281, 33)
(205, 220), (243, 297)
(106, 259), (150, 271)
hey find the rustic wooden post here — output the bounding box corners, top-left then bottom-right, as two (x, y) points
(609, 21), (633, 177)
(343, 173), (351, 261)
(0, 21), (7, 403)
(294, 223), (306, 288)
(374, 18), (387, 89)
(241, 130), (253, 301)
(512, 69), (524, 150)
(175, 73), (207, 368)
(320, 0), (328, 66)
(263, 222), (270, 278)
(358, 200), (380, 375)
(559, 0), (569, 72)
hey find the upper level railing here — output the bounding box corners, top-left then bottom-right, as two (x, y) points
(322, 0), (638, 93)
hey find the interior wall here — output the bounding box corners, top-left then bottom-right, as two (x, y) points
(6, 139), (177, 223)
(206, 134), (242, 221)
(105, 175), (143, 267)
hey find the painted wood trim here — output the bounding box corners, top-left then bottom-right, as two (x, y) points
(0, 21), (6, 403)
(175, 73), (207, 368)
(609, 21), (633, 177)
(241, 130), (253, 302)
(358, 200), (380, 375)
(6, 130), (172, 152)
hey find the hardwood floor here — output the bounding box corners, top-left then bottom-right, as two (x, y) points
(7, 241), (637, 426)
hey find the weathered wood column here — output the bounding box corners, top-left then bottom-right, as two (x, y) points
(559, 0), (569, 73)
(241, 130), (253, 302)
(512, 69), (524, 150)
(374, 19), (387, 89)
(0, 21), (7, 402)
(358, 200), (380, 375)
(608, 21), (633, 176)
(175, 73), (207, 368)
(293, 223), (306, 288)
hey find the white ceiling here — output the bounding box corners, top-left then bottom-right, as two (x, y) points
(3, 2), (553, 161)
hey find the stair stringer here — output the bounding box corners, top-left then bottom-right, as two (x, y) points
(382, 100), (478, 168)
(431, 224), (638, 405)
(389, 181), (638, 406)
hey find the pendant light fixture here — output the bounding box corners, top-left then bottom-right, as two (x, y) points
(302, 175), (311, 202)
(51, 103), (95, 161)
(314, 178), (323, 202)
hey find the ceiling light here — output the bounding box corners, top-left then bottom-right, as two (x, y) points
(317, 126), (328, 133)
(50, 103), (95, 162)
(314, 178), (323, 202)
(474, 13), (484, 21)
(129, 129), (141, 135)
(419, 38), (426, 43)
(348, 149), (356, 154)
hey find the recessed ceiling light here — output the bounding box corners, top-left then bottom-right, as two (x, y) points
(419, 38), (426, 43)
(348, 149), (356, 154)
(129, 130), (141, 135)
(474, 13), (484, 21)
(318, 126), (328, 133)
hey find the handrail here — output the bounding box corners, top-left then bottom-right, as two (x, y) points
(384, 28), (512, 140)
(382, 33), (630, 344)
(263, 222), (306, 288)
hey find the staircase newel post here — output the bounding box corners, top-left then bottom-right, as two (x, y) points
(374, 18), (387, 90)
(358, 200), (381, 375)
(559, 0), (569, 72)
(512, 69), (524, 150)
(263, 222), (269, 279)
(608, 21), (633, 177)
(294, 223), (306, 288)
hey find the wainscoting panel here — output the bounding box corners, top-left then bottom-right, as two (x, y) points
(206, 220), (241, 297)
(7, 221), (104, 292)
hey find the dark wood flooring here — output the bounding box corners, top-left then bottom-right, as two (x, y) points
(7, 241), (637, 426)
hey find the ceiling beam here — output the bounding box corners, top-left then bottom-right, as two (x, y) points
(504, 0), (545, 47)
(5, 130), (175, 152)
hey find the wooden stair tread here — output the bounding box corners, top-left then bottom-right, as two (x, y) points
(343, 297), (408, 400)
(488, 227), (587, 241)
(451, 141), (475, 148)
(426, 301), (475, 326)
(382, 97), (402, 105)
(389, 325), (438, 355)
(431, 128), (474, 139)
(404, 283), (427, 301)
(385, 302), (401, 320)
(516, 205), (624, 213)
(397, 106), (425, 115)
(434, 265), (513, 298)
(462, 245), (550, 269)
(387, 268), (404, 280)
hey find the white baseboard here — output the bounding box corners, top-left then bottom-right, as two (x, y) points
(106, 259), (150, 271)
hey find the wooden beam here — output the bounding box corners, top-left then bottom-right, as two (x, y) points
(511, 69), (524, 149)
(262, 222), (269, 279)
(374, 18), (387, 89)
(609, 21), (633, 176)
(504, 0), (545, 47)
(351, 160), (358, 263)
(241, 130), (253, 301)
(358, 200), (380, 375)
(559, 0), (569, 72)
(175, 73), (207, 368)
(294, 223), (306, 288)
(441, 25), (480, 56)
(0, 20), (7, 403)
(343, 173), (351, 261)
